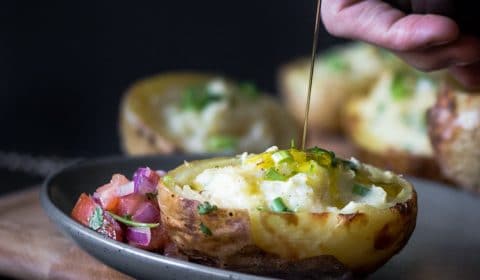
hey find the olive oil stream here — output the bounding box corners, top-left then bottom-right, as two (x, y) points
(301, 0), (322, 150)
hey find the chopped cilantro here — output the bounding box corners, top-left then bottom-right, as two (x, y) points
(89, 206), (104, 230)
(107, 211), (159, 228)
(197, 201), (218, 215)
(200, 223), (212, 236)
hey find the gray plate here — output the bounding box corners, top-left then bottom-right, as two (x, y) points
(40, 155), (480, 280)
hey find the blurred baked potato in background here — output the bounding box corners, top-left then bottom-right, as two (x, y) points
(343, 67), (445, 180)
(278, 42), (403, 133)
(120, 72), (299, 155)
(428, 83), (480, 193)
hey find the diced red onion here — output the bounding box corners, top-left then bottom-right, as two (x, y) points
(126, 227), (151, 246)
(132, 202), (160, 223)
(92, 192), (101, 204)
(116, 181), (135, 197)
(133, 167), (160, 195)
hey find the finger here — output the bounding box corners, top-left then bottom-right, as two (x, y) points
(393, 36), (480, 71)
(449, 62), (480, 91)
(321, 0), (459, 51)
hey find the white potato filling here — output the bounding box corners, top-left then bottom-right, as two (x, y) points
(163, 79), (276, 153)
(175, 159), (389, 214)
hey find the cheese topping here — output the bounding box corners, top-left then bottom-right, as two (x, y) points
(172, 147), (405, 214)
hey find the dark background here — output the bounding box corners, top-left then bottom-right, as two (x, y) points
(1, 0), (345, 157)
(0, 1), (346, 190)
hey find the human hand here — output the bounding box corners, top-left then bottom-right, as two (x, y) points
(321, 0), (480, 90)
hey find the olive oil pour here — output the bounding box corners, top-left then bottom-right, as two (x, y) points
(301, 0), (322, 150)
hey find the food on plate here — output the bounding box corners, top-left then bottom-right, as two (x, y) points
(428, 83), (480, 193)
(158, 146), (417, 277)
(120, 72), (299, 155)
(70, 145), (417, 278)
(343, 67), (445, 180)
(278, 42), (403, 133)
(71, 168), (169, 251)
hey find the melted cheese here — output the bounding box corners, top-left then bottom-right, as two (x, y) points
(174, 148), (396, 214)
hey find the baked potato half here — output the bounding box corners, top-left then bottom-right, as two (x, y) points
(158, 146), (417, 278)
(428, 83), (480, 193)
(343, 68), (445, 180)
(278, 42), (403, 133)
(120, 72), (299, 155)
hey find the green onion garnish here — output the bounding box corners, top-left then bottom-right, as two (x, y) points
(107, 211), (159, 228)
(207, 135), (237, 152)
(264, 168), (288, 181)
(270, 197), (292, 213)
(238, 82), (259, 99)
(89, 206), (104, 230)
(324, 53), (349, 72)
(391, 72), (413, 100)
(306, 146), (336, 167)
(271, 150), (293, 164)
(180, 86), (223, 111)
(200, 222), (212, 236)
(352, 183), (371, 196)
(197, 202), (218, 215)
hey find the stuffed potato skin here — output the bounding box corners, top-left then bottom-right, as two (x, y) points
(120, 72), (300, 155)
(157, 156), (417, 278)
(428, 85), (480, 193)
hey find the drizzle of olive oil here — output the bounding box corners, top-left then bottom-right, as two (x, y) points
(301, 0), (322, 150)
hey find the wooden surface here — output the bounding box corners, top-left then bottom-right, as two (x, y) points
(0, 187), (131, 280)
(0, 137), (354, 280)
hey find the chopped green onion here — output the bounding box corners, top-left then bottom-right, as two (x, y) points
(200, 222), (212, 236)
(271, 150), (293, 164)
(207, 135), (238, 152)
(107, 211), (159, 228)
(391, 72), (413, 100)
(264, 168), (288, 181)
(324, 53), (349, 72)
(352, 183), (370, 196)
(180, 86), (223, 111)
(306, 146), (336, 167)
(89, 206), (104, 230)
(270, 197), (292, 213)
(238, 82), (259, 99)
(197, 202), (218, 215)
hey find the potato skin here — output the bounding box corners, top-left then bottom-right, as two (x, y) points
(120, 71), (300, 155)
(158, 185), (352, 279)
(157, 159), (417, 278)
(427, 85), (480, 193)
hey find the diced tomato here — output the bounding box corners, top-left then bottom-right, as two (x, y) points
(117, 193), (146, 217)
(94, 174), (129, 211)
(71, 193), (97, 227)
(99, 213), (124, 242)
